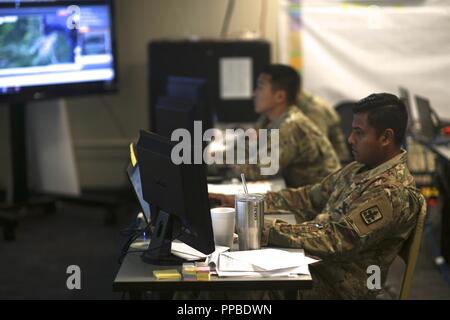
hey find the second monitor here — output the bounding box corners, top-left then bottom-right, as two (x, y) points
(155, 76), (213, 138)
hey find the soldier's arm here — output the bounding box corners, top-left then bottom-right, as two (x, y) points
(263, 184), (418, 260)
(232, 120), (314, 180)
(232, 162), (266, 180)
(229, 127), (266, 180)
(264, 168), (341, 220)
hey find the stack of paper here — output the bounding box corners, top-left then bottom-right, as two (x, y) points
(171, 240), (230, 261)
(206, 248), (318, 278)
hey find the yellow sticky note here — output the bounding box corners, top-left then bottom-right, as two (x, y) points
(130, 143), (137, 167)
(196, 272), (211, 281)
(153, 269), (181, 280)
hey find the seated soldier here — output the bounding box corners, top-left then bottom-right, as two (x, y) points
(210, 93), (426, 299)
(297, 90), (351, 164)
(229, 64), (340, 188)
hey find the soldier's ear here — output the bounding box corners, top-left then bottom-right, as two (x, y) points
(274, 90), (287, 104)
(380, 128), (395, 146)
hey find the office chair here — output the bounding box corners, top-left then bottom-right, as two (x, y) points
(398, 192), (428, 300)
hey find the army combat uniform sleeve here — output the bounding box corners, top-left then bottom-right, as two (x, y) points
(262, 183), (418, 260)
(233, 114), (325, 181)
(264, 169), (342, 220)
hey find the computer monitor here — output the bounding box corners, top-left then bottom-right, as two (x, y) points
(399, 87), (413, 132)
(136, 130), (215, 265)
(154, 76), (212, 136)
(0, 0), (118, 102)
(148, 40), (270, 129)
(154, 96), (196, 139)
(167, 75), (212, 131)
(415, 95), (440, 141)
(167, 76), (205, 99)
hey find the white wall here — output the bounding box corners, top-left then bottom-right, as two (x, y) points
(0, 0), (279, 190)
(291, 0), (450, 119)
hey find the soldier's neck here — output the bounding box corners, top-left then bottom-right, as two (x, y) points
(266, 104), (288, 122)
(366, 148), (402, 170)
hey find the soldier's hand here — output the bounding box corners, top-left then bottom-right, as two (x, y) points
(209, 193), (235, 207)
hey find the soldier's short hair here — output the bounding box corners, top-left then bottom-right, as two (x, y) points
(353, 93), (408, 146)
(261, 64), (301, 106)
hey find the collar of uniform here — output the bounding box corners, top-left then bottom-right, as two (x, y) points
(353, 149), (407, 184)
(297, 92), (312, 113)
(266, 105), (296, 129)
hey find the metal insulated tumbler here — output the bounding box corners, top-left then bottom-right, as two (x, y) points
(235, 193), (265, 250)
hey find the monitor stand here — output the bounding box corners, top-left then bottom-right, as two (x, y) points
(1, 100), (119, 240)
(5, 100), (80, 205)
(141, 210), (184, 265)
(2, 100), (79, 239)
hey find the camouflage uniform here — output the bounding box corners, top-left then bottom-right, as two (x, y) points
(233, 106), (341, 188)
(262, 150), (425, 299)
(297, 92), (351, 163)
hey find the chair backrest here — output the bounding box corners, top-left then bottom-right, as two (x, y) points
(398, 191), (427, 300)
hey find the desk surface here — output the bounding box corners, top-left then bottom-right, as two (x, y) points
(431, 144), (450, 161)
(113, 252), (313, 293)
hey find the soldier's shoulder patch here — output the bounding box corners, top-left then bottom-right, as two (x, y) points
(360, 206), (383, 225)
(346, 193), (394, 238)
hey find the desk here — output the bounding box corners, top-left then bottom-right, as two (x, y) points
(428, 143), (450, 263)
(113, 252), (313, 299)
(431, 145), (450, 161)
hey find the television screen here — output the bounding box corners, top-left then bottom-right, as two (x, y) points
(0, 0), (117, 102)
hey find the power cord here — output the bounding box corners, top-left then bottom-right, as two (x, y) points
(259, 0), (268, 38)
(118, 216), (185, 264)
(220, 0), (236, 38)
(118, 216), (154, 264)
(99, 96), (129, 139)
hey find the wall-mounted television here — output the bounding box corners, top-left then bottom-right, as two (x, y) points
(0, 0), (118, 103)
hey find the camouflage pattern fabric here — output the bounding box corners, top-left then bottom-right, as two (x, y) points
(233, 106), (341, 188)
(262, 151), (425, 299)
(297, 92), (351, 163)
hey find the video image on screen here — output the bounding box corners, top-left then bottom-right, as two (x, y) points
(0, 3), (115, 94)
(0, 15), (75, 68)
